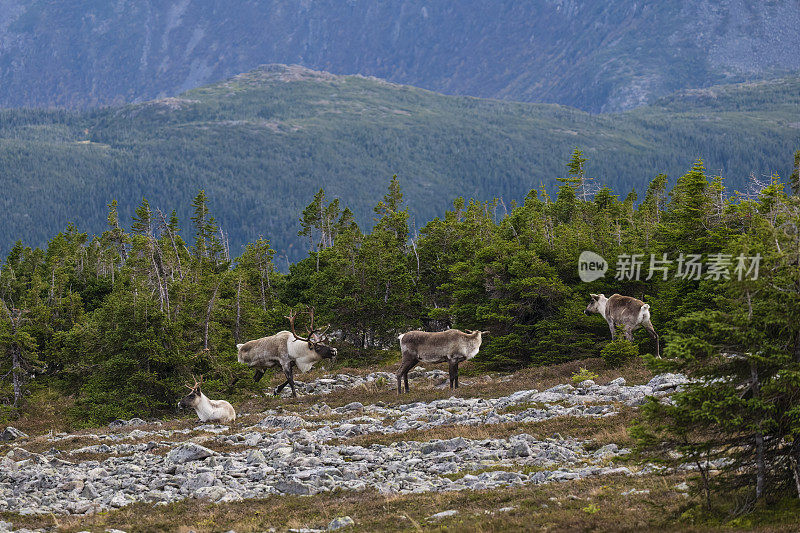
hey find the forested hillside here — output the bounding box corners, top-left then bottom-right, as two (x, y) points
(1, 0), (799, 112)
(1, 65), (798, 261)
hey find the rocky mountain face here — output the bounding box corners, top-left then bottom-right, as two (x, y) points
(0, 0), (798, 112)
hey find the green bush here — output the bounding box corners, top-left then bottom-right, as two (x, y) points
(601, 338), (639, 367)
(571, 367), (599, 384)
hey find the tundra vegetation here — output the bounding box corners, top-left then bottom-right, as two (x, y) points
(1, 150), (800, 526)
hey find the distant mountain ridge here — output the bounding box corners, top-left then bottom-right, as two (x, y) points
(0, 64), (797, 261)
(1, 0), (799, 112)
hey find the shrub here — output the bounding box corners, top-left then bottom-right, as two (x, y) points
(601, 338), (639, 367)
(571, 367), (599, 384)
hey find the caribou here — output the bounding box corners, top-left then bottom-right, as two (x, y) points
(236, 307), (337, 397)
(178, 375), (236, 424)
(584, 293), (660, 358)
(396, 329), (488, 394)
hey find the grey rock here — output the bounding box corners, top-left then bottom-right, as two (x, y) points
(511, 442), (531, 457)
(167, 443), (215, 464)
(274, 480), (311, 495)
(427, 510), (459, 520)
(327, 516), (355, 530)
(185, 471), (216, 491)
(247, 450), (266, 464)
(260, 415), (306, 429)
(593, 443), (619, 458)
(0, 427), (28, 441)
(342, 402), (364, 413)
(193, 486), (228, 501)
(81, 481), (100, 499)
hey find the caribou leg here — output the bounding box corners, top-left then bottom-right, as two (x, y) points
(607, 319), (617, 340)
(396, 358), (417, 394)
(253, 369), (265, 383)
(274, 379), (289, 396)
(274, 363), (295, 396)
(643, 320), (660, 358)
(448, 359), (459, 390)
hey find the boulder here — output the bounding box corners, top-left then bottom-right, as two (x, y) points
(274, 479), (312, 495)
(259, 415), (306, 429)
(328, 516), (355, 530)
(166, 443), (215, 464)
(0, 427), (28, 441)
(427, 510), (459, 520)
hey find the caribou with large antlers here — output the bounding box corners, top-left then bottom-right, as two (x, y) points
(178, 375), (236, 424)
(236, 307), (337, 397)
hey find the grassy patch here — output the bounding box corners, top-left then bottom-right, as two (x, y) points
(441, 463), (551, 481)
(345, 406), (638, 448)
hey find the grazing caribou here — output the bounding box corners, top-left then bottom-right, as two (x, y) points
(178, 375), (236, 424)
(397, 329), (489, 394)
(236, 307), (337, 397)
(584, 293), (660, 358)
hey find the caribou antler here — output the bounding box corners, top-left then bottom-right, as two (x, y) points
(285, 308), (311, 343)
(285, 306), (331, 343)
(305, 306), (331, 339)
(186, 374), (203, 390)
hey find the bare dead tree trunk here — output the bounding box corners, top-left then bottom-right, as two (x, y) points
(259, 270), (267, 312)
(10, 340), (21, 408)
(49, 268), (56, 305)
(158, 209), (183, 280)
(235, 276), (242, 343)
(750, 360), (765, 501)
(1, 302), (23, 408)
(219, 227), (230, 263)
(204, 279), (222, 351)
(791, 441), (800, 499)
(151, 247), (165, 313)
(410, 236), (420, 282)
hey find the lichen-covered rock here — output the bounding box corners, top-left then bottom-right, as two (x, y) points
(166, 443), (215, 464)
(328, 516), (355, 530)
(0, 427), (28, 441)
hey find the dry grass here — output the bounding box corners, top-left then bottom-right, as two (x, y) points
(344, 406), (639, 449)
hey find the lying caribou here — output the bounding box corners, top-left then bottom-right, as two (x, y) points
(397, 329), (488, 394)
(236, 307), (337, 397)
(584, 293), (659, 358)
(178, 375), (236, 424)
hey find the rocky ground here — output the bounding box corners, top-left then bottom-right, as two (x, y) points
(0, 368), (691, 531)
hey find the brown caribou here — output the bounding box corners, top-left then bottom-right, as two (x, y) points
(584, 293), (659, 357)
(396, 329), (489, 393)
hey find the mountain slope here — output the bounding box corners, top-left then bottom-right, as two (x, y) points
(1, 1), (799, 112)
(0, 65), (798, 261)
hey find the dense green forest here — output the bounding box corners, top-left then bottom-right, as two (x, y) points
(3, 148), (800, 514)
(1, 65), (799, 262)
